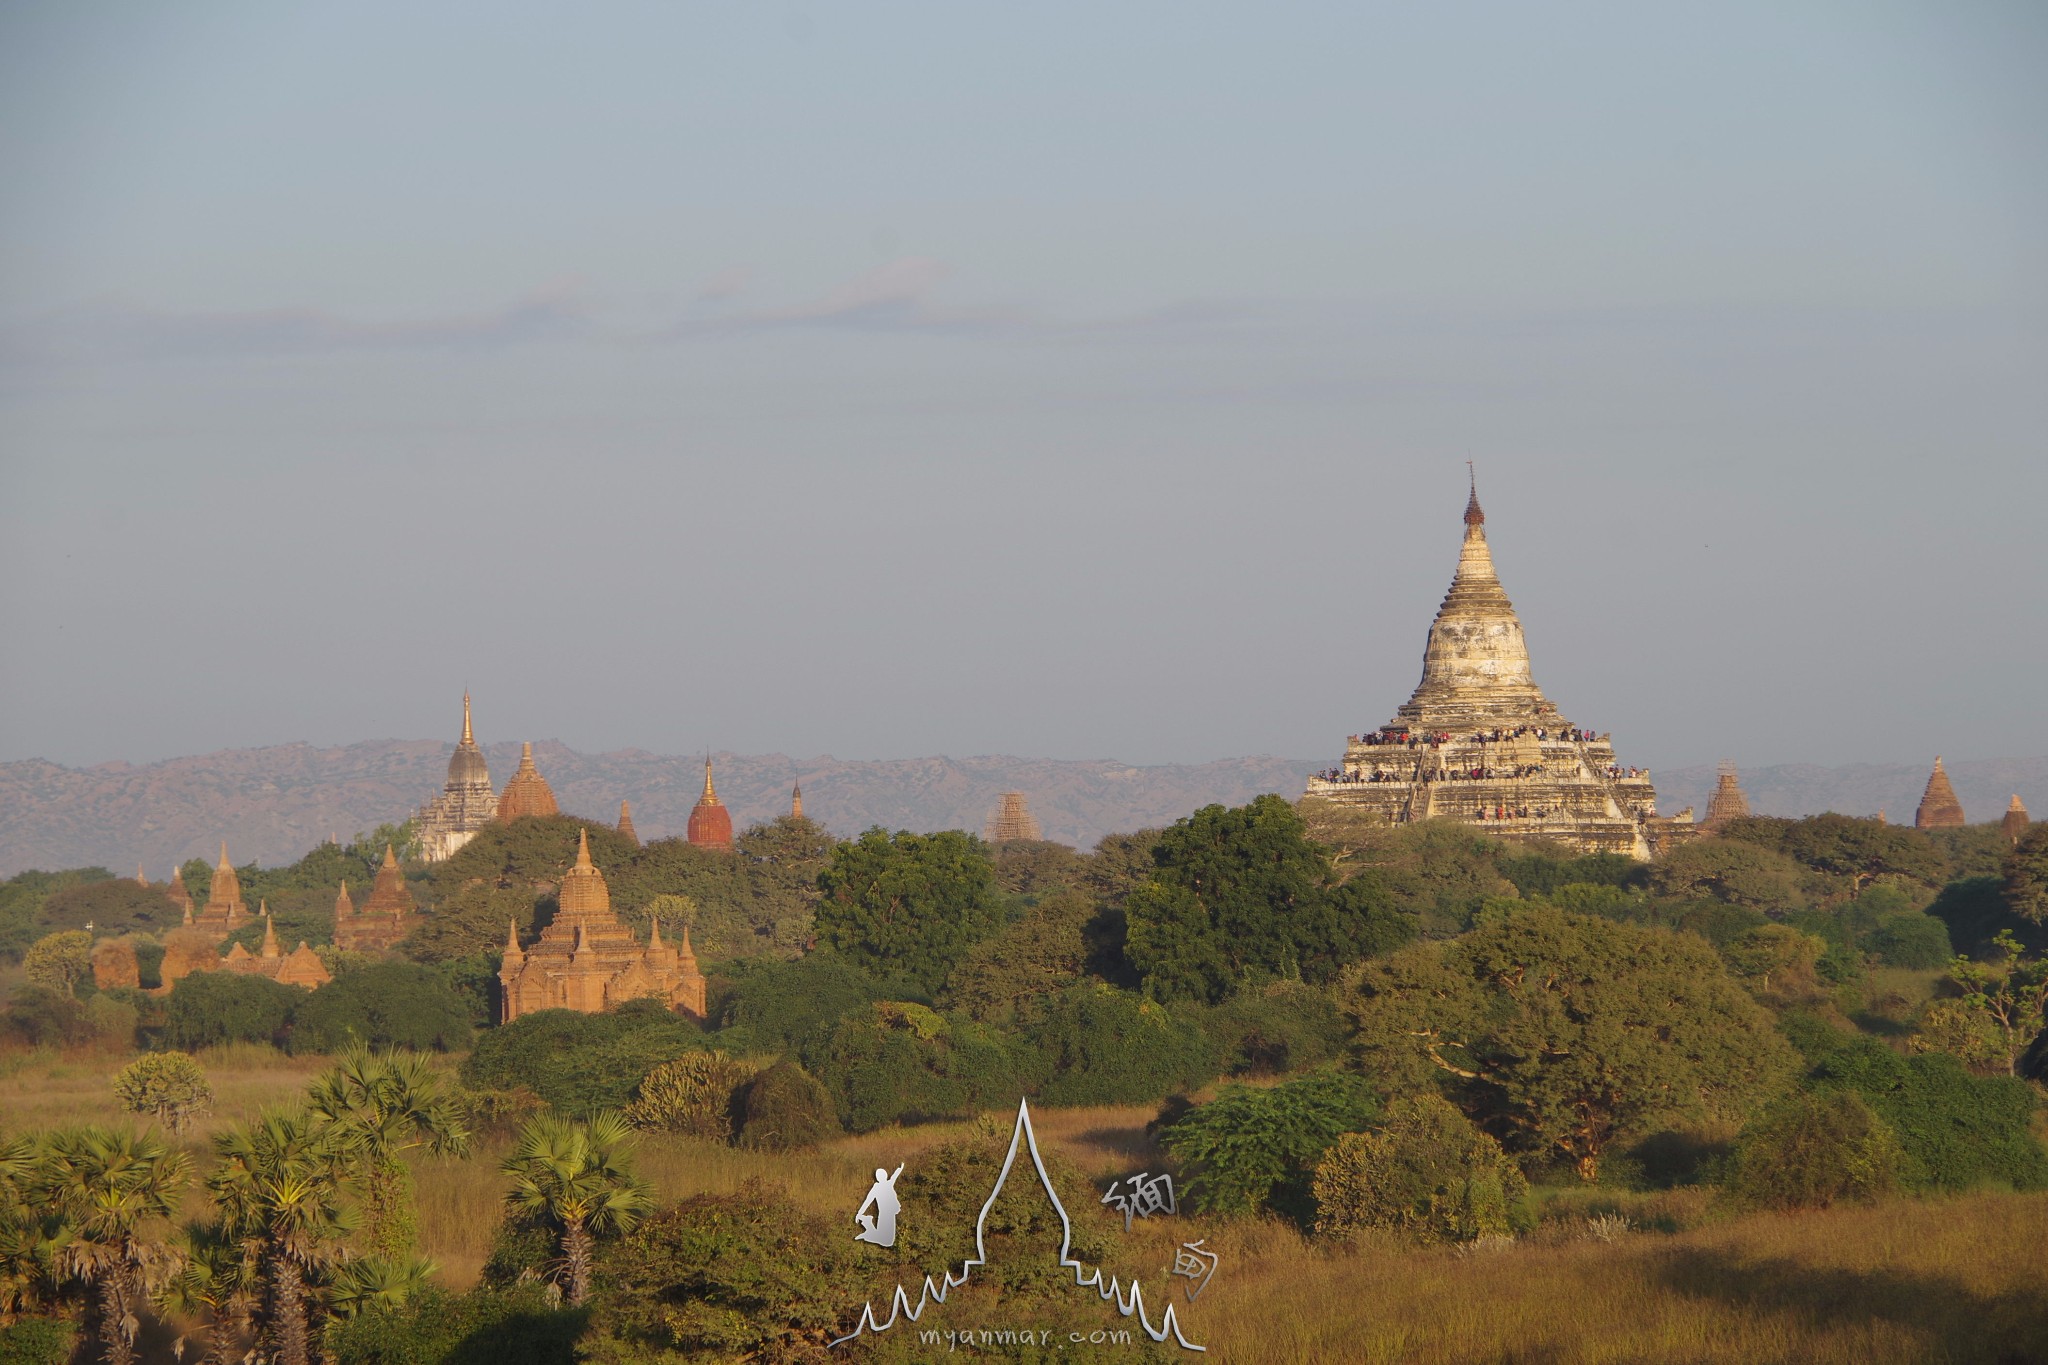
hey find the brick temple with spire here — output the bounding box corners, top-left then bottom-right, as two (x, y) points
(1914, 757), (1967, 829)
(497, 828), (706, 1022)
(1303, 477), (1685, 858)
(687, 758), (734, 849)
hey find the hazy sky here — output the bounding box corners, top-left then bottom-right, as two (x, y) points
(3, 2), (2044, 773)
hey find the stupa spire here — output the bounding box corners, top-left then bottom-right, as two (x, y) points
(687, 756), (735, 850)
(700, 758), (721, 806)
(260, 909), (279, 958)
(617, 800), (639, 847)
(575, 826), (593, 869)
(1395, 476), (1543, 728)
(461, 690), (473, 745)
(2004, 794), (2031, 845)
(1914, 756), (1966, 829)
(791, 782), (804, 820)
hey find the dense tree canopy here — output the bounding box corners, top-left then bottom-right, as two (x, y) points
(813, 828), (1002, 993)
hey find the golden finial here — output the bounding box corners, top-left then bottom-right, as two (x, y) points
(461, 691), (474, 745)
(701, 757), (721, 806)
(575, 826), (592, 869)
(1463, 463), (1484, 528)
(791, 781), (804, 820)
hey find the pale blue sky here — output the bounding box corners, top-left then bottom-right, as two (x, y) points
(2, 2), (2044, 772)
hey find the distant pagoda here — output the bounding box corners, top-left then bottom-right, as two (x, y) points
(417, 693), (499, 861)
(335, 845), (418, 953)
(1914, 757), (1966, 829)
(1702, 762), (1752, 832)
(1303, 478), (1676, 858)
(985, 792), (1042, 843)
(498, 742), (561, 822)
(498, 829), (706, 1022)
(617, 800), (640, 847)
(687, 759), (733, 850)
(2004, 794), (2030, 845)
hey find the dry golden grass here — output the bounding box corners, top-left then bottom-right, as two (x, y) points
(9, 1048), (2046, 1363)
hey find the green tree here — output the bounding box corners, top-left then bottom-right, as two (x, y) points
(499, 1112), (654, 1307)
(1021, 983), (1218, 1106)
(37, 881), (183, 939)
(716, 955), (882, 1053)
(1345, 907), (1796, 1180)
(306, 1048), (471, 1259)
(111, 1053), (213, 1134)
(1727, 1089), (1903, 1211)
(814, 828), (1002, 993)
(2003, 824), (2048, 925)
(1719, 924), (1826, 1000)
(0, 1132), (47, 1323)
(161, 973), (303, 1050)
(461, 1002), (707, 1116)
(1815, 1040), (2048, 1191)
(1937, 930), (2048, 1077)
(38, 1126), (192, 1365)
(23, 931), (93, 998)
(620, 1052), (756, 1141)
(207, 1109), (363, 1365)
(1311, 1094), (1527, 1245)
(735, 1061), (840, 1151)
(942, 887), (1092, 1022)
(287, 962), (474, 1054)
(1869, 914), (1955, 970)
(1158, 1072), (1379, 1220)
(1721, 814), (1948, 893)
(1648, 840), (1812, 916)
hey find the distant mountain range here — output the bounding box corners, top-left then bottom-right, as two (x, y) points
(3, 743), (2042, 878)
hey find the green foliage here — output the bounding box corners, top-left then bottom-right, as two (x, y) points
(500, 1112), (655, 1307)
(621, 1052), (757, 1141)
(1303, 815), (1517, 936)
(889, 1128), (1114, 1299)
(1125, 796), (1418, 1004)
(1727, 1088), (1904, 1211)
(1929, 875), (2039, 960)
(1158, 1071), (1379, 1220)
(1345, 907), (1797, 1180)
(1311, 1094), (1527, 1244)
(288, 962), (476, 1054)
(1499, 851), (1646, 899)
(1200, 979), (1349, 1075)
(162, 972), (303, 1049)
(405, 882), (543, 965)
(325, 1283), (587, 1365)
(0, 1319), (74, 1365)
(1934, 930), (2048, 1076)
(22, 930), (92, 997)
(0, 869), (113, 963)
(1869, 914), (1954, 969)
(942, 887), (1092, 1023)
(1648, 839), (1812, 915)
(111, 1051), (213, 1132)
(1020, 984), (1218, 1106)
(462, 1003), (707, 1116)
(735, 1061), (840, 1150)
(1816, 1040), (2048, 1191)
(1720, 814), (1948, 892)
(587, 1183), (863, 1364)
(815, 828), (1003, 993)
(808, 1003), (1025, 1132)
(1718, 925), (1826, 1001)
(2, 986), (97, 1048)
(989, 839), (1089, 895)
(37, 879), (181, 937)
(2003, 824), (2048, 925)
(716, 954), (884, 1052)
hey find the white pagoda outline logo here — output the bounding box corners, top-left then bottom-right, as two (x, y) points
(829, 1097), (1206, 1351)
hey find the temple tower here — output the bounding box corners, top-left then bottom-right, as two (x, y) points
(498, 742), (561, 821)
(1303, 477), (1670, 858)
(199, 843), (248, 929)
(1914, 757), (1966, 829)
(985, 792), (1042, 842)
(617, 800), (640, 847)
(336, 846), (418, 953)
(1702, 762), (1752, 833)
(2003, 794), (2030, 845)
(687, 759), (734, 850)
(417, 692), (500, 861)
(791, 782), (804, 821)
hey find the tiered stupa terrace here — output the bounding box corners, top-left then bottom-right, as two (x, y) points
(1304, 480), (1674, 858)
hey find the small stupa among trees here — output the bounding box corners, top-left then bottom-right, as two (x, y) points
(984, 792), (1042, 842)
(1914, 756), (1966, 829)
(1702, 762), (1752, 832)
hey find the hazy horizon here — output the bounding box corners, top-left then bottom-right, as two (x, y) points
(5, 4), (2045, 773)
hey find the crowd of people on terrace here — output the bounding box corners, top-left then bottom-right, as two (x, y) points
(1348, 725), (1606, 749)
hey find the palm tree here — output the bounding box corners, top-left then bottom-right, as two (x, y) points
(306, 1047), (470, 1257)
(207, 1109), (361, 1365)
(0, 1133), (52, 1324)
(162, 1223), (260, 1365)
(38, 1126), (192, 1365)
(325, 1252), (437, 1319)
(500, 1112), (654, 1306)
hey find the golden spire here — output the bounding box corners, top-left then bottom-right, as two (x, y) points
(503, 918), (523, 958)
(217, 841), (232, 873)
(335, 880), (353, 916)
(617, 799), (639, 847)
(462, 691), (474, 745)
(791, 782), (804, 820)
(575, 826), (593, 869)
(701, 757), (721, 806)
(1464, 461), (1483, 526)
(260, 909), (279, 958)
(382, 843), (399, 870)
(648, 914), (663, 948)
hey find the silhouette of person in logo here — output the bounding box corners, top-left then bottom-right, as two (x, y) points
(854, 1164), (904, 1247)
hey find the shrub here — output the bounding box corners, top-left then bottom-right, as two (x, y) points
(1024, 984), (1218, 1106)
(1, 985), (95, 1047)
(890, 1128), (1114, 1298)
(325, 1283), (587, 1365)
(807, 1004), (1024, 1132)
(22, 930), (92, 996)
(1201, 980), (1349, 1075)
(0, 1320), (74, 1365)
(1869, 914), (1955, 970)
(161, 971), (302, 1049)
(1158, 1071), (1379, 1220)
(1312, 1094), (1528, 1245)
(1818, 1040), (2048, 1191)
(1719, 925), (1825, 998)
(1727, 1088), (1903, 1211)
(621, 1052), (756, 1141)
(588, 1183), (866, 1364)
(462, 1002), (706, 1116)
(1910, 999), (2008, 1075)
(716, 955), (884, 1053)
(112, 1050), (214, 1132)
(736, 1060), (840, 1150)
(289, 961), (476, 1054)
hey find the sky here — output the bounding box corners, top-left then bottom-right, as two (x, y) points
(2, 1), (2044, 773)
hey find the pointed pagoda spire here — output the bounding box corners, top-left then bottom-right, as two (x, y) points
(382, 843), (399, 871)
(2003, 793), (2030, 845)
(648, 914), (663, 948)
(462, 690), (474, 745)
(260, 909), (279, 958)
(700, 757), (721, 806)
(618, 800), (640, 847)
(335, 880), (353, 917)
(575, 826), (593, 869)
(688, 756), (735, 850)
(791, 782), (804, 820)
(501, 918), (525, 967)
(1464, 459), (1483, 527)
(1397, 473), (1546, 727)
(1915, 756), (1966, 829)
(181, 899), (193, 926)
(497, 741), (560, 821)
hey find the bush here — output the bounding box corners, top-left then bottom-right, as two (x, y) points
(716, 955), (884, 1053)
(807, 1004), (1025, 1132)
(1726, 1089), (1903, 1211)
(462, 1002), (707, 1115)
(1818, 1040), (2048, 1191)
(587, 1184), (866, 1364)
(112, 1050), (214, 1132)
(1023, 984), (1218, 1106)
(326, 1283), (587, 1365)
(1869, 914), (1955, 970)
(0, 1319), (75, 1365)
(621, 1052), (756, 1141)
(1, 985), (95, 1047)
(1312, 1094), (1528, 1244)
(161, 972), (302, 1049)
(1201, 980), (1349, 1076)
(288, 961), (476, 1054)
(1158, 1071), (1379, 1220)
(889, 1127), (1114, 1298)
(736, 1060), (840, 1150)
